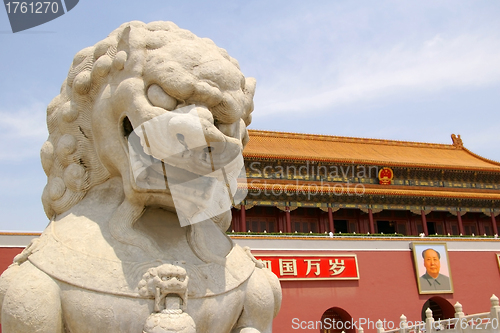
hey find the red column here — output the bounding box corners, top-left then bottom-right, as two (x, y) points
(240, 204), (246, 232)
(408, 213), (414, 236)
(285, 206), (291, 233)
(492, 214), (498, 236)
(317, 209), (323, 234)
(278, 213), (284, 232)
(356, 210), (361, 234)
(475, 213), (481, 235)
(457, 212), (464, 235)
(442, 212), (448, 235)
(328, 207), (334, 233)
(421, 210), (429, 236)
(232, 210), (239, 232)
(368, 209), (375, 234)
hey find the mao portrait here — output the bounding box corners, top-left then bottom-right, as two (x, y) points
(412, 243), (454, 294)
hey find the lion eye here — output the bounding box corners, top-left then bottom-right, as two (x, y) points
(147, 84), (177, 111)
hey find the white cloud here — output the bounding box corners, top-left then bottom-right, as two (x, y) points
(0, 102), (48, 161)
(459, 125), (500, 164)
(256, 32), (500, 115)
(0, 103), (49, 231)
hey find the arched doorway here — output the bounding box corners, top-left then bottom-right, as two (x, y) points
(320, 307), (355, 333)
(421, 297), (455, 322)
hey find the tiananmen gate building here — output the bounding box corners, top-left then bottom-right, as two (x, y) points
(1, 129), (499, 332)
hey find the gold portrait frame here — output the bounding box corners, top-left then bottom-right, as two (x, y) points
(412, 242), (454, 294)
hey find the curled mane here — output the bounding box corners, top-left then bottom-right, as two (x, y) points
(40, 21), (251, 219)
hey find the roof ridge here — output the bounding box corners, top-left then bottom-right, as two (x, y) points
(247, 129), (456, 150)
(461, 146), (500, 168)
(0, 232), (42, 236)
(242, 152), (500, 171)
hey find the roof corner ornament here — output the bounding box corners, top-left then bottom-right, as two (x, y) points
(451, 134), (463, 148)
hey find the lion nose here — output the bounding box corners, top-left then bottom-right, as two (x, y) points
(167, 113), (225, 152)
(167, 107), (242, 166)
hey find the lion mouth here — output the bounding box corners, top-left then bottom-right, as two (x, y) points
(124, 105), (246, 226)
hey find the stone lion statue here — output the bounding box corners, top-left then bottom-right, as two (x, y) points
(0, 21), (281, 333)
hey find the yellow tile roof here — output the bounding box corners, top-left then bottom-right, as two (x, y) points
(244, 130), (500, 172)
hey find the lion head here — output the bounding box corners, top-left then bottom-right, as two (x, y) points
(40, 21), (255, 235)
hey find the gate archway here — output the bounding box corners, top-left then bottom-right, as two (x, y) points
(421, 296), (455, 322)
(320, 307), (355, 333)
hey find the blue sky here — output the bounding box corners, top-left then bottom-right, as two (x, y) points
(1, 1), (499, 231)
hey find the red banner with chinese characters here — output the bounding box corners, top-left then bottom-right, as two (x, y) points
(253, 254), (359, 280)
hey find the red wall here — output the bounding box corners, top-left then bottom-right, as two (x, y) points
(257, 250), (500, 332)
(0, 248), (498, 332)
(0, 248), (23, 333)
(0, 248), (23, 276)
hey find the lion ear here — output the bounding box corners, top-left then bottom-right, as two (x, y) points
(244, 77), (256, 99)
(242, 77), (256, 127)
(116, 25), (132, 53)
